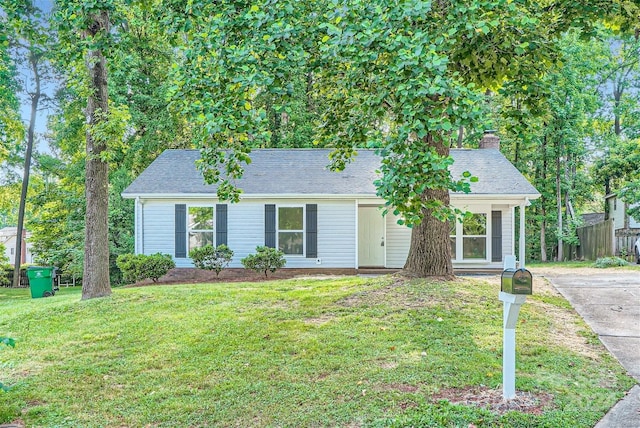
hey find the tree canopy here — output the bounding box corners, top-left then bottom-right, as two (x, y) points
(0, 0), (638, 286)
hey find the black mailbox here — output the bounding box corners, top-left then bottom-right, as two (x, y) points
(501, 268), (533, 295)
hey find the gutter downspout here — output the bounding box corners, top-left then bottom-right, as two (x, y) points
(135, 197), (145, 255)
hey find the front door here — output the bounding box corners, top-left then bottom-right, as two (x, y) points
(358, 207), (385, 267)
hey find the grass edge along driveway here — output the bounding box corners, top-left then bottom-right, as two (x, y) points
(0, 274), (634, 427)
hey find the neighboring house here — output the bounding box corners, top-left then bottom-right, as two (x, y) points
(581, 212), (605, 227)
(0, 227), (34, 265)
(606, 194), (640, 230)
(605, 193), (640, 256)
(122, 140), (540, 270)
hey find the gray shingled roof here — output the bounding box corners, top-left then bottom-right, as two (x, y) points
(122, 148), (539, 197)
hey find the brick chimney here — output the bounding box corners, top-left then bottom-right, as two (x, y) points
(479, 130), (500, 150)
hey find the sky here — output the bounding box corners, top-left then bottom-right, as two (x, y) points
(16, 1), (55, 150)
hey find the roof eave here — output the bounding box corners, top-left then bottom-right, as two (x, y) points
(122, 192), (541, 201)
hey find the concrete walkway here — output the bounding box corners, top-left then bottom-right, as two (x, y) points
(537, 270), (640, 428)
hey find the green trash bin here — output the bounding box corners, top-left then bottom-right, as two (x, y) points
(27, 266), (55, 298)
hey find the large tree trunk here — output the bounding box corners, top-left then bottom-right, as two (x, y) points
(402, 134), (454, 278)
(82, 10), (111, 300)
(403, 188), (454, 278)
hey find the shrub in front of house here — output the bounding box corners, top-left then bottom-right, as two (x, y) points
(189, 244), (234, 276)
(241, 246), (286, 277)
(116, 253), (175, 283)
(594, 256), (629, 268)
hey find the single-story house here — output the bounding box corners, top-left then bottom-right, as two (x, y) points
(122, 141), (540, 270)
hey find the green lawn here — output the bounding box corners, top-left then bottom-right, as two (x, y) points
(0, 275), (634, 427)
(528, 260), (640, 270)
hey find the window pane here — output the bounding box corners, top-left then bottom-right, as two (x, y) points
(463, 213), (486, 236)
(463, 237), (486, 259)
(279, 232), (303, 255)
(278, 207), (303, 230)
(450, 237), (456, 259)
(189, 207), (214, 230)
(189, 232), (214, 252)
(449, 220), (456, 235)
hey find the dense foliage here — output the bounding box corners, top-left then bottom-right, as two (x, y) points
(189, 244), (234, 276)
(241, 246), (286, 278)
(594, 256), (630, 268)
(0, 1), (637, 285)
(116, 253), (175, 284)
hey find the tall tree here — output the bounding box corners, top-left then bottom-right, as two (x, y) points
(56, 1), (115, 299)
(80, 6), (111, 299)
(168, 0), (616, 277)
(0, 0), (54, 286)
(494, 32), (605, 261)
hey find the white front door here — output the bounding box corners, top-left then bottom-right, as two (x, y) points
(358, 207), (385, 267)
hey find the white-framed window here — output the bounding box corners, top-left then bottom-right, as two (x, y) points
(188, 206), (214, 253)
(462, 213), (487, 259)
(278, 206), (304, 255)
(450, 212), (488, 260)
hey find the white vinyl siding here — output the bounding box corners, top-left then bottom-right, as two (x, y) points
(140, 201), (179, 262)
(227, 202), (264, 265)
(138, 198), (356, 268)
(386, 213), (411, 268)
(136, 198), (524, 270)
(500, 207), (513, 261)
(315, 201), (356, 268)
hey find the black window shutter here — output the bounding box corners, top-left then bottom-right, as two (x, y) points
(216, 204), (227, 246)
(175, 204), (187, 258)
(491, 211), (502, 262)
(265, 204), (276, 248)
(306, 204), (317, 258)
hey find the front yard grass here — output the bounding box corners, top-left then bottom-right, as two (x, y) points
(0, 275), (635, 427)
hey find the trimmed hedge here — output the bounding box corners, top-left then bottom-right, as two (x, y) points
(116, 253), (175, 283)
(241, 246), (286, 278)
(189, 244), (234, 276)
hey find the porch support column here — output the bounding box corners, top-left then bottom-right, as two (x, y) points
(519, 201), (526, 270)
(354, 200), (359, 269)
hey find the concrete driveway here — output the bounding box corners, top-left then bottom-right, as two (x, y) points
(535, 269), (640, 428)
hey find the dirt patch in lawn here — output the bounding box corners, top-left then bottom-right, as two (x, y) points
(431, 386), (555, 415)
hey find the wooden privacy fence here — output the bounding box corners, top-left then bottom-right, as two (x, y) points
(615, 229), (640, 262)
(565, 219), (614, 261)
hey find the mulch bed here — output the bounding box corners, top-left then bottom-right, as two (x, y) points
(125, 267), (367, 287)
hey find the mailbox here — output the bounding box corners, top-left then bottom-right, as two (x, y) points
(501, 268), (533, 295)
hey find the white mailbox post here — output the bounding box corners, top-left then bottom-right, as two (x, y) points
(499, 266), (533, 400)
(499, 291), (526, 400)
